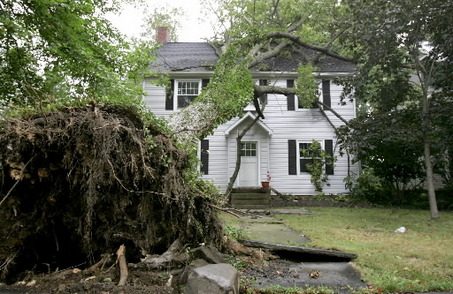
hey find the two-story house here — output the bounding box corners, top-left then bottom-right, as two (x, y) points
(144, 37), (359, 196)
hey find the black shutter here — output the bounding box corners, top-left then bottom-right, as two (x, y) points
(259, 79), (268, 104)
(288, 140), (297, 175)
(165, 79), (175, 110)
(322, 80), (331, 108)
(325, 139), (334, 175)
(287, 79), (295, 111)
(200, 139), (209, 175)
(202, 79), (210, 89)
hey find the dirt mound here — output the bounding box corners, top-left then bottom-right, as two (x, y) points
(0, 104), (223, 283)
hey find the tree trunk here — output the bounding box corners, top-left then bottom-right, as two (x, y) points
(423, 134), (439, 220)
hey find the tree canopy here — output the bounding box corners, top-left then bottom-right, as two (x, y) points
(0, 0), (151, 111)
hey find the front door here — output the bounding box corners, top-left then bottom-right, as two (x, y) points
(238, 141), (258, 186)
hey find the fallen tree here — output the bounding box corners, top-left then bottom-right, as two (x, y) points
(0, 104), (224, 282)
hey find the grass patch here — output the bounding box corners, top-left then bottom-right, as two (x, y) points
(277, 207), (453, 292)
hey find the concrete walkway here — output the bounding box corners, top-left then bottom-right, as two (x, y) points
(227, 208), (367, 293)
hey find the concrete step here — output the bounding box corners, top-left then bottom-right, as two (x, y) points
(231, 190), (270, 209)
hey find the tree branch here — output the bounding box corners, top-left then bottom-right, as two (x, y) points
(316, 101), (350, 125)
(266, 31), (354, 63)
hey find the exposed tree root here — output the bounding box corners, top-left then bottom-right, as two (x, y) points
(116, 245), (128, 286)
(0, 104), (224, 282)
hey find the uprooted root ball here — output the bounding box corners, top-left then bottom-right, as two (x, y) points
(0, 104), (223, 282)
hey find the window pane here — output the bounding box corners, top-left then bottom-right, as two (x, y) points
(241, 142), (257, 157)
(178, 81), (199, 95)
(299, 143), (312, 157)
(300, 158), (313, 172)
(177, 96), (196, 108)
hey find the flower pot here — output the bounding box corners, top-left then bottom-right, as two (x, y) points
(261, 181), (270, 188)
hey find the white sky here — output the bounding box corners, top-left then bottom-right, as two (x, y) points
(107, 0), (215, 41)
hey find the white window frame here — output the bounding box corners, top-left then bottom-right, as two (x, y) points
(174, 79), (202, 109)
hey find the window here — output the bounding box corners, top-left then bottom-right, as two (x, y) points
(241, 142), (257, 156)
(287, 79), (331, 110)
(299, 142), (315, 172)
(288, 139), (334, 175)
(176, 80), (200, 109)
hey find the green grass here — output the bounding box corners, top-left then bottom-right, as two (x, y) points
(276, 207), (453, 292)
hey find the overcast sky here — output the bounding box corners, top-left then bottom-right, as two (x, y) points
(107, 0), (215, 41)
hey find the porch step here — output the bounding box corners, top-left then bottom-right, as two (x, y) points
(231, 188), (270, 209)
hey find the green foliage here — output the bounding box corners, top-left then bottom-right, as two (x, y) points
(338, 105), (425, 202)
(344, 168), (392, 204)
(190, 40), (255, 138)
(225, 225), (247, 240)
(205, 0), (348, 51)
(295, 64), (319, 108)
(0, 0), (153, 111)
(338, 0), (453, 214)
(301, 140), (333, 192)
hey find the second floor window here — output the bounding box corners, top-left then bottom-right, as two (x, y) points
(176, 80), (200, 108)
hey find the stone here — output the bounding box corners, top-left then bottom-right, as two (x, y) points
(184, 263), (239, 294)
(191, 245), (225, 264)
(179, 259), (209, 285)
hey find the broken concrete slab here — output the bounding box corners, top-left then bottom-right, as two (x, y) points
(241, 260), (367, 294)
(239, 239), (358, 261)
(240, 222), (310, 245)
(184, 263), (239, 294)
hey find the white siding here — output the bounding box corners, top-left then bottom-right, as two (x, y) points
(143, 76), (359, 195)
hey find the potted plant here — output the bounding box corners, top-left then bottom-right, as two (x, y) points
(261, 171), (271, 188)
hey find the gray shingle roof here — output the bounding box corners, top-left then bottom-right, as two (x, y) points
(150, 42), (355, 73)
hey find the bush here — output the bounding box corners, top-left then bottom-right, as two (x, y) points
(345, 168), (393, 204)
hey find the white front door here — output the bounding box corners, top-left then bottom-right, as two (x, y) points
(238, 141), (259, 186)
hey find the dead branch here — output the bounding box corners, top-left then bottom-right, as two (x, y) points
(209, 204), (241, 218)
(84, 253), (112, 275)
(143, 239), (186, 269)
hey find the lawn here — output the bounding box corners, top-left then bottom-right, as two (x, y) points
(276, 207), (453, 292)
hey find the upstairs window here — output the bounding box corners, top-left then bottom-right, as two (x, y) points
(287, 79), (331, 110)
(176, 80), (200, 109)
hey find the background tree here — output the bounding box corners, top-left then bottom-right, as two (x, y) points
(338, 0), (453, 219)
(141, 6), (182, 42)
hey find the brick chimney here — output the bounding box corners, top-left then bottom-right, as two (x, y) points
(156, 27), (169, 43)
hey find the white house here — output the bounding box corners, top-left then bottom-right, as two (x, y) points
(144, 40), (359, 195)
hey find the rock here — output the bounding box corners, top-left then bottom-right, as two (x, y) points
(179, 259), (209, 285)
(191, 245), (225, 264)
(184, 263), (239, 294)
